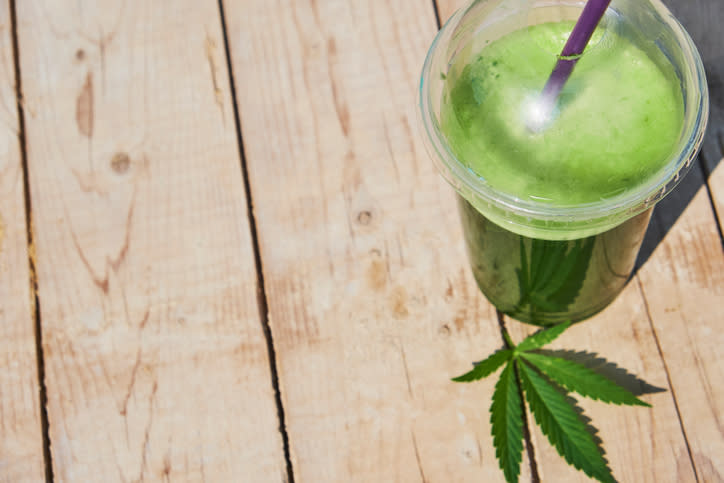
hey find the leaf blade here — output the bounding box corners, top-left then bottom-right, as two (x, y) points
(521, 352), (651, 407)
(452, 350), (512, 382)
(517, 321), (571, 352)
(490, 362), (524, 483)
(518, 361), (616, 483)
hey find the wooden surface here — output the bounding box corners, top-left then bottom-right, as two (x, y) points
(14, 0), (286, 481)
(0, 0), (721, 482)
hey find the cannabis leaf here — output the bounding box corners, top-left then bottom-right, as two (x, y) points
(452, 322), (656, 483)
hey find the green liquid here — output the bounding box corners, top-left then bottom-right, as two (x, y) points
(442, 21), (684, 325)
(458, 197), (652, 325)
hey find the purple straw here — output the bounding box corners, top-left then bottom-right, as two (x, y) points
(540, 0), (612, 107)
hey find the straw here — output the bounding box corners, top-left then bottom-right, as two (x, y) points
(529, 0), (612, 130)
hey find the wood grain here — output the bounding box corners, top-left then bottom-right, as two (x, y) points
(16, 1), (286, 481)
(223, 0), (534, 481)
(0, 0), (46, 480)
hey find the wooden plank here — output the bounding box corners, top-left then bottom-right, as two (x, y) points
(635, 167), (724, 481)
(16, 1), (287, 481)
(0, 0), (46, 479)
(223, 0), (533, 481)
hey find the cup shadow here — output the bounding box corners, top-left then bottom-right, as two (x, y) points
(632, 152), (719, 273)
(633, 0), (724, 273)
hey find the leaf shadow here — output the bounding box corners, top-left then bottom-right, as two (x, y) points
(535, 349), (667, 396)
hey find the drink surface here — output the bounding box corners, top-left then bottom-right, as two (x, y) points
(441, 20), (684, 208)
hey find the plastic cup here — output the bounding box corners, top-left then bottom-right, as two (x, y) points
(418, 0), (708, 326)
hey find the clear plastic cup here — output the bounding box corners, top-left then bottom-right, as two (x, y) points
(419, 0), (708, 326)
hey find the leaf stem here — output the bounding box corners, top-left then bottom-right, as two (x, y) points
(501, 324), (516, 350)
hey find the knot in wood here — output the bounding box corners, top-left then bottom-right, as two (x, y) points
(357, 210), (372, 225)
(111, 152), (131, 174)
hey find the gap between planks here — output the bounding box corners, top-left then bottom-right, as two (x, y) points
(8, 0), (53, 480)
(216, 1), (296, 482)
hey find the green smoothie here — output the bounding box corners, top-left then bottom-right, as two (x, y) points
(440, 21), (684, 325)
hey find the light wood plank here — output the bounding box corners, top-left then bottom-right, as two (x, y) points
(16, 1), (286, 481)
(224, 0), (532, 481)
(635, 167), (724, 481)
(0, 0), (46, 480)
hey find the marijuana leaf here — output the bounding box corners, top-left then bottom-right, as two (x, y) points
(452, 349), (512, 382)
(452, 320), (656, 483)
(490, 362), (524, 483)
(520, 352), (651, 407)
(518, 361), (616, 483)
